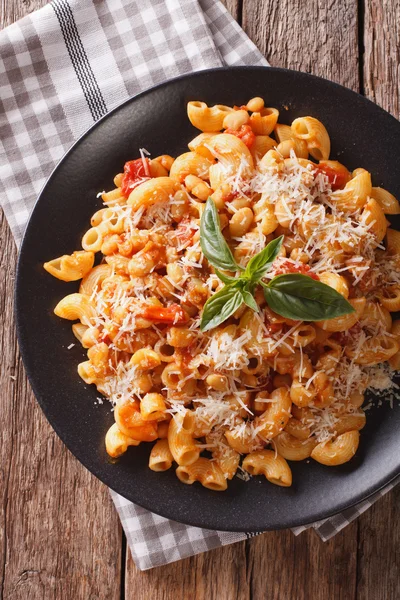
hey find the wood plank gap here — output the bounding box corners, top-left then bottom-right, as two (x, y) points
(354, 520), (361, 600)
(120, 531), (127, 600)
(244, 539), (253, 600)
(0, 457), (12, 600)
(237, 0), (243, 26)
(358, 0), (365, 94)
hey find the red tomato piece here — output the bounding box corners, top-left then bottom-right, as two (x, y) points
(313, 161), (351, 191)
(274, 260), (320, 281)
(121, 158), (152, 197)
(224, 124), (255, 148)
(101, 333), (111, 344)
(140, 304), (189, 324)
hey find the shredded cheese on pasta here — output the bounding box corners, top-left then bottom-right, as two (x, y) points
(46, 102), (400, 490)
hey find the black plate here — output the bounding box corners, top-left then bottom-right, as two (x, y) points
(16, 67), (400, 532)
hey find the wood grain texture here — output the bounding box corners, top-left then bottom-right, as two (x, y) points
(125, 543), (249, 600)
(356, 487), (400, 600)
(220, 0), (240, 21)
(247, 525), (358, 600)
(242, 0), (360, 91)
(1, 0), (399, 599)
(0, 0), (49, 27)
(364, 0), (400, 117)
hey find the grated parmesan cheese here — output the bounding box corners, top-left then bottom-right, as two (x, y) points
(70, 144), (400, 480)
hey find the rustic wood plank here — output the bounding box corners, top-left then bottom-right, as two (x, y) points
(364, 0), (400, 118)
(358, 3), (400, 597)
(125, 542), (249, 600)
(220, 0), (241, 21)
(0, 0), (49, 27)
(247, 526), (357, 600)
(242, 0), (360, 91)
(356, 487), (400, 600)
(0, 1), (123, 598)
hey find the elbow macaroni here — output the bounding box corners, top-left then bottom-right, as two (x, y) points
(44, 96), (400, 491)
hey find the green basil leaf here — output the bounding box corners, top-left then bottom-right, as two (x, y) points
(244, 235), (284, 281)
(200, 198), (241, 272)
(263, 274), (355, 321)
(200, 284), (244, 332)
(242, 289), (258, 311)
(215, 269), (237, 285)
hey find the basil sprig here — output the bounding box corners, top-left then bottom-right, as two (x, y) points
(199, 198), (354, 332)
(200, 198), (242, 272)
(262, 274), (354, 321)
(243, 235), (284, 281)
(199, 282), (246, 332)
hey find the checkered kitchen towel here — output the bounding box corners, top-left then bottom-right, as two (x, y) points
(1, 0), (398, 571)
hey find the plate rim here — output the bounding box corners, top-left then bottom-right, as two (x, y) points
(15, 65), (400, 532)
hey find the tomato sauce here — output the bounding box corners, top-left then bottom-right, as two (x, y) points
(332, 323), (361, 345)
(313, 162), (350, 191)
(121, 158), (152, 197)
(140, 304), (189, 324)
(177, 345), (196, 368)
(224, 124), (255, 148)
(274, 260), (320, 281)
(265, 321), (283, 334)
(175, 215), (196, 246)
(221, 189), (240, 203)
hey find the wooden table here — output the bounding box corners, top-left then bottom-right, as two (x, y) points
(1, 1), (399, 598)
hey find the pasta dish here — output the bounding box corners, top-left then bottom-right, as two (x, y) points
(44, 97), (400, 491)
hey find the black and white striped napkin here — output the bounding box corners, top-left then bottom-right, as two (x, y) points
(1, 0), (398, 571)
